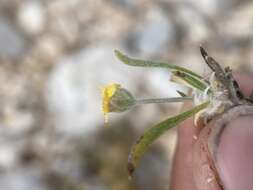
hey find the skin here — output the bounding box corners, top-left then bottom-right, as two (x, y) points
(217, 116), (253, 190)
(170, 74), (253, 190)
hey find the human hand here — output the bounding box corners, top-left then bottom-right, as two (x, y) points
(170, 74), (253, 190)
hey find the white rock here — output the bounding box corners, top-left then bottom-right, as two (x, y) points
(218, 3), (253, 39)
(0, 108), (34, 135)
(136, 7), (175, 55)
(0, 18), (26, 58)
(0, 144), (17, 169)
(0, 167), (45, 190)
(186, 0), (218, 16)
(177, 6), (210, 43)
(18, 1), (46, 34)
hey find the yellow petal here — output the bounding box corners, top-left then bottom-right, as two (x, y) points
(101, 83), (121, 123)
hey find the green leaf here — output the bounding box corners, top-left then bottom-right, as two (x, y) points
(172, 71), (210, 93)
(127, 101), (210, 176)
(114, 50), (203, 80)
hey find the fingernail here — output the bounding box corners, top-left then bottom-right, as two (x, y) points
(216, 116), (253, 190)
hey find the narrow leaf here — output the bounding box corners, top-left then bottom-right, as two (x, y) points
(176, 90), (187, 97)
(172, 71), (210, 92)
(127, 101), (210, 176)
(115, 50), (203, 80)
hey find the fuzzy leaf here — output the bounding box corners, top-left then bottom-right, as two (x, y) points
(115, 50), (203, 80)
(172, 71), (209, 92)
(127, 101), (210, 176)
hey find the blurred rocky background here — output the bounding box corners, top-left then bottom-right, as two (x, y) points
(0, 0), (252, 189)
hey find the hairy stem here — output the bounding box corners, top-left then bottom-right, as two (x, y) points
(136, 97), (193, 105)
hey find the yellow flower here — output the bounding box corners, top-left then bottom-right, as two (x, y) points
(101, 83), (135, 123)
(102, 83), (121, 122)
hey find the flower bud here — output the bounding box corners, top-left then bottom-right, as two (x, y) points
(101, 83), (136, 122)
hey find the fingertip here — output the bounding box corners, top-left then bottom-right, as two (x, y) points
(216, 116), (253, 190)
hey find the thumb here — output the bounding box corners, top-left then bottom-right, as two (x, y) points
(216, 115), (253, 190)
(193, 110), (253, 190)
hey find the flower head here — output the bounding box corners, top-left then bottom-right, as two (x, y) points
(101, 83), (135, 123)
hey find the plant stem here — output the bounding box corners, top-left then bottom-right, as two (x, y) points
(136, 97), (193, 105)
